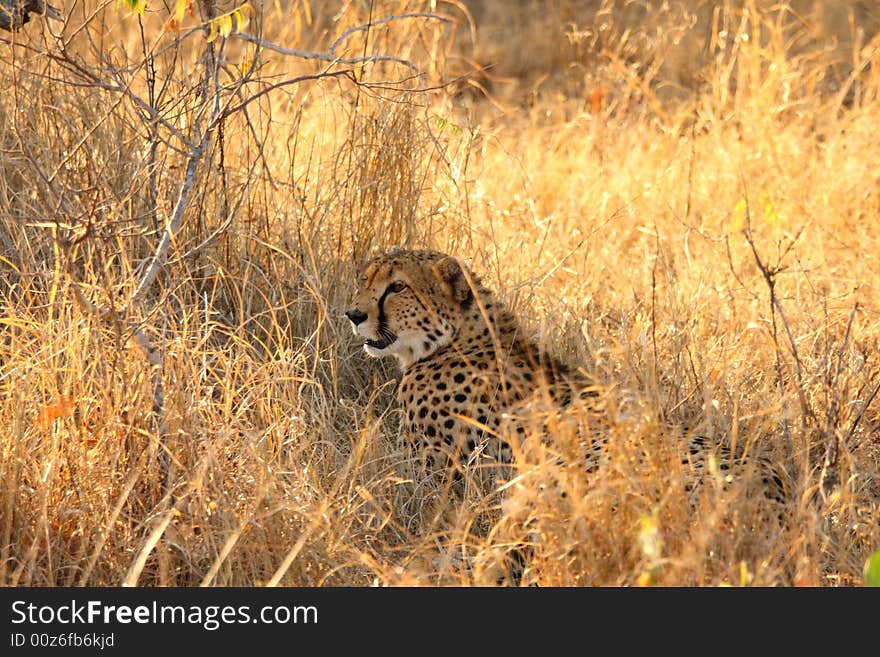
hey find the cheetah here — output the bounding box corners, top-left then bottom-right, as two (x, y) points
(345, 247), (594, 481)
(345, 247), (789, 583)
(345, 247), (788, 498)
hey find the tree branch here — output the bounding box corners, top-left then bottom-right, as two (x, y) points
(234, 30), (422, 73)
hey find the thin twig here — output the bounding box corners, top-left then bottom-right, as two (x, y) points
(219, 69), (356, 119)
(684, 119), (696, 222)
(819, 301), (859, 493)
(845, 378), (880, 449)
(328, 12), (452, 55)
(738, 176), (796, 475)
(833, 302), (858, 390)
(42, 47), (194, 150)
(650, 227), (662, 422)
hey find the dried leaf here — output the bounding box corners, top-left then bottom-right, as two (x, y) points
(34, 396), (75, 430)
(590, 87), (605, 113)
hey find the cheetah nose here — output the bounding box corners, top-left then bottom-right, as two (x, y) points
(345, 309), (367, 326)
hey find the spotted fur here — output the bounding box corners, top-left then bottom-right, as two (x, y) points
(346, 248), (789, 509)
(346, 248), (589, 477)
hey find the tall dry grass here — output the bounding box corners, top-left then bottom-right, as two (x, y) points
(0, 0), (877, 586)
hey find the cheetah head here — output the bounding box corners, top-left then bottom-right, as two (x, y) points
(346, 248), (475, 369)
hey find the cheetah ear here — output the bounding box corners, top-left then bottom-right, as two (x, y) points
(434, 256), (472, 304)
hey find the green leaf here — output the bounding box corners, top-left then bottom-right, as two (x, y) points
(117, 0), (146, 15)
(865, 550), (880, 587)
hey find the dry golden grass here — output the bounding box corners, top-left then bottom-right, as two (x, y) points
(0, 0), (878, 586)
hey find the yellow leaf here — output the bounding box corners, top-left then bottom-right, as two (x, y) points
(637, 512), (663, 561)
(173, 0), (187, 22)
(220, 14), (233, 38)
(730, 197), (747, 232)
(233, 7), (252, 32)
(637, 566), (660, 586)
(759, 190), (783, 225)
(206, 4), (253, 41)
(238, 4), (255, 30)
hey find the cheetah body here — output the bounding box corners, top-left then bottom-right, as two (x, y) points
(346, 248), (583, 474)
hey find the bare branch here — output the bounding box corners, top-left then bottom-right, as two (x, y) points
(738, 176), (797, 476)
(231, 10), (451, 78)
(740, 179), (809, 416)
(846, 378), (880, 448)
(41, 46), (194, 150)
(328, 12), (453, 55)
(219, 68), (356, 119)
(129, 133), (207, 305)
(234, 30), (422, 73)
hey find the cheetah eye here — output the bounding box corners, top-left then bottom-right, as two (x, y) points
(388, 280), (407, 294)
